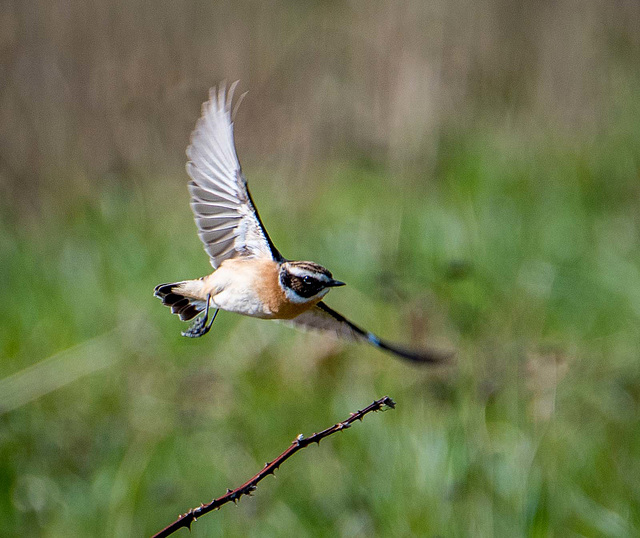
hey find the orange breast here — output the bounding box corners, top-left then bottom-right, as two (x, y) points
(254, 261), (320, 319)
(270, 295), (320, 319)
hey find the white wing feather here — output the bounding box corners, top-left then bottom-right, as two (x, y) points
(186, 82), (282, 268)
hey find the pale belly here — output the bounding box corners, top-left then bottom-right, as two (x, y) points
(210, 287), (276, 319)
(203, 258), (285, 319)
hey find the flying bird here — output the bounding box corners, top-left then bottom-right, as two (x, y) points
(155, 82), (449, 363)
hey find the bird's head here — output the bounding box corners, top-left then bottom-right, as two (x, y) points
(279, 261), (345, 304)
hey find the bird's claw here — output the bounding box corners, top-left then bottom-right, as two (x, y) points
(182, 315), (210, 338)
(181, 295), (218, 338)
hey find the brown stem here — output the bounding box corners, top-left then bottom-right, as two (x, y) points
(152, 396), (396, 538)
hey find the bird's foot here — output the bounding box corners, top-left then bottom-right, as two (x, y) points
(181, 296), (218, 338)
(182, 316), (209, 338)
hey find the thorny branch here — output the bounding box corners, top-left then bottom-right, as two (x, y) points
(152, 396), (396, 538)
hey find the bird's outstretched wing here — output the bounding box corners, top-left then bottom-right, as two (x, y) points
(289, 302), (451, 364)
(186, 82), (283, 268)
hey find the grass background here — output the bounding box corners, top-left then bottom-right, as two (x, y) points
(2, 1), (640, 536)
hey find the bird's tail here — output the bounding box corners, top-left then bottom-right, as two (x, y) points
(154, 281), (207, 321)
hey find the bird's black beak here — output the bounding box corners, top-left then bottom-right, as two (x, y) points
(327, 279), (346, 287)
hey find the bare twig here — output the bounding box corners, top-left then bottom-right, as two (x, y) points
(152, 396), (396, 538)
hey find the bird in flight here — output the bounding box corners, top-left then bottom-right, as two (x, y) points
(154, 82), (449, 363)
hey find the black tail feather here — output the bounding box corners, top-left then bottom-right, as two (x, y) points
(154, 282), (204, 321)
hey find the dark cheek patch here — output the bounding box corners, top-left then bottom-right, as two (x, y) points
(299, 280), (324, 298)
(280, 272), (323, 298)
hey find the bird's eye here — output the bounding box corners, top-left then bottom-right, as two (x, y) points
(302, 276), (313, 285)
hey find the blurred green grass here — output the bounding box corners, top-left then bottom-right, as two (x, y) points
(1, 119), (640, 537)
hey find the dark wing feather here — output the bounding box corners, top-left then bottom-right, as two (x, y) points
(289, 302), (452, 364)
(186, 82), (283, 268)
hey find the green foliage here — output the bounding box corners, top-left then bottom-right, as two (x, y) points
(1, 122), (640, 537)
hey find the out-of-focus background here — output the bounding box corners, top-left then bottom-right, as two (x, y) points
(2, 1), (640, 536)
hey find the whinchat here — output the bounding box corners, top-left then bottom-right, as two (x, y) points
(155, 82), (449, 363)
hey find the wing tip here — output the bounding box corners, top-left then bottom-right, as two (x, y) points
(188, 81), (245, 163)
(369, 334), (455, 365)
(204, 80), (242, 116)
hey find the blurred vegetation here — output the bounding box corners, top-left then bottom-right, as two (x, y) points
(1, 0), (640, 536)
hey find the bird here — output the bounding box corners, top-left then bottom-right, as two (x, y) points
(154, 82), (450, 363)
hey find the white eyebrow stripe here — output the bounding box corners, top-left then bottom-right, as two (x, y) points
(287, 268), (331, 282)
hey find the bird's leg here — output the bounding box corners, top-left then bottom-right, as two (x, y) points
(181, 295), (219, 338)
